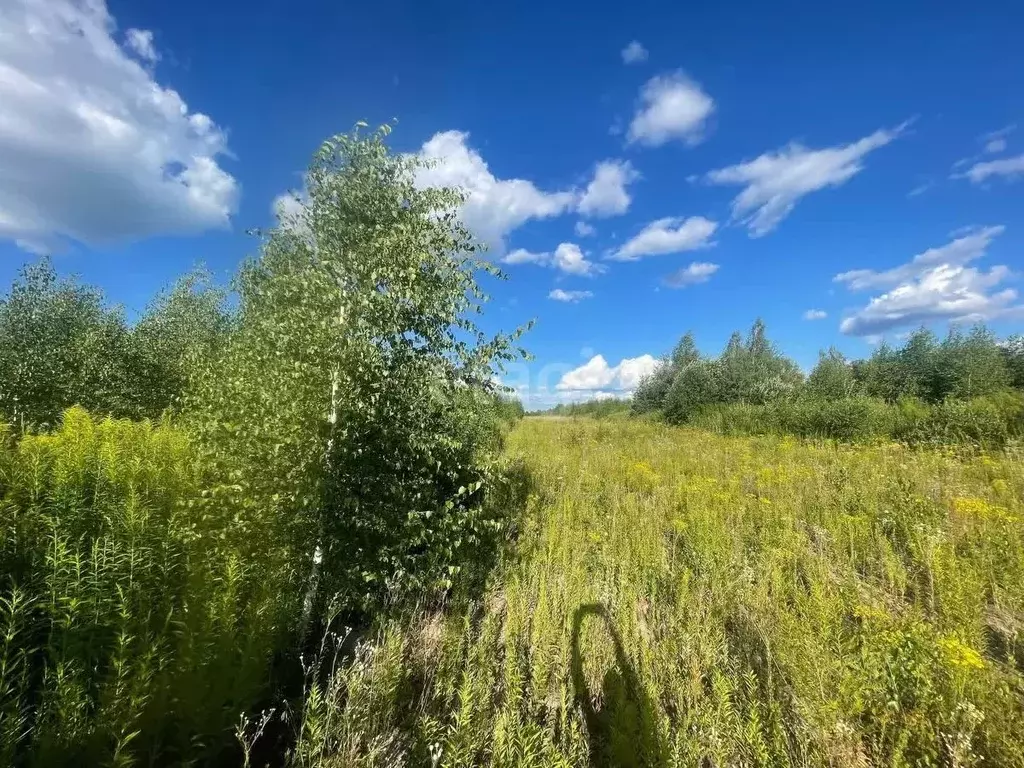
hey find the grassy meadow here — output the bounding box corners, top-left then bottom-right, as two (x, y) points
(313, 416), (1024, 767)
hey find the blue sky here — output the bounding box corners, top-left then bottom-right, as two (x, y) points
(1, 0), (1022, 408)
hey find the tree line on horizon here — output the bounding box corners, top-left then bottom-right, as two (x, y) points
(546, 320), (1024, 444)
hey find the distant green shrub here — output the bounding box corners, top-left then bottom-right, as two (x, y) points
(920, 397), (1009, 447)
(690, 393), (1023, 448)
(663, 360), (722, 424)
(543, 399), (632, 419)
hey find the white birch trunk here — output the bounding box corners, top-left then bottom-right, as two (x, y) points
(300, 301), (344, 635)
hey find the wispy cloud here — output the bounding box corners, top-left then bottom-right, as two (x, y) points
(620, 40), (648, 64)
(502, 248), (549, 265)
(957, 154), (1024, 185)
(907, 181), (934, 198)
(982, 124), (1015, 154)
(610, 216), (717, 261)
(835, 226), (1022, 336)
(663, 262), (719, 288)
(951, 125), (1018, 182)
(549, 288), (594, 303)
(704, 123), (907, 236)
(834, 226), (1004, 290)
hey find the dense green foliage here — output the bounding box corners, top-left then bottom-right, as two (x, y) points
(634, 321), (1024, 445)
(183, 125), (525, 617)
(0, 126), (525, 766)
(691, 392), (1024, 446)
(0, 262), (229, 429)
(0, 410), (281, 764)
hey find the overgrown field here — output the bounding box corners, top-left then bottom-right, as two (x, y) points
(4, 123), (1024, 767)
(321, 417), (1024, 767)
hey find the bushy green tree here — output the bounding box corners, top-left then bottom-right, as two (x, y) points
(632, 331), (700, 415)
(489, 391), (526, 422)
(900, 328), (942, 400)
(859, 340), (916, 402)
(0, 260), (135, 427)
(1003, 334), (1024, 390)
(936, 324), (1010, 399)
(716, 331), (747, 404)
(670, 331), (701, 368)
(130, 268), (233, 417)
(718, 320), (802, 405)
(858, 326), (1011, 404)
(663, 359), (722, 424)
(185, 124), (526, 616)
(0, 261), (231, 428)
(636, 322), (801, 422)
(632, 364), (674, 414)
(806, 347), (858, 400)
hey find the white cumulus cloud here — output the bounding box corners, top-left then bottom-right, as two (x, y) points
(557, 355), (617, 390)
(621, 40), (648, 64)
(577, 160), (639, 218)
(553, 242), (603, 276)
(611, 216), (717, 261)
(835, 226), (1022, 336)
(834, 226), (1004, 291)
(626, 71), (715, 147)
(414, 130), (576, 254)
(556, 354), (661, 392)
(705, 123), (905, 236)
(958, 154), (1024, 185)
(803, 309), (827, 320)
(616, 355), (662, 389)
(502, 247), (548, 265)
(663, 261), (719, 288)
(548, 288), (593, 303)
(0, 0), (239, 253)
(501, 242), (603, 276)
(575, 221), (596, 237)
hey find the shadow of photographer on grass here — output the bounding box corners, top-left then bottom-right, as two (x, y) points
(571, 603), (669, 768)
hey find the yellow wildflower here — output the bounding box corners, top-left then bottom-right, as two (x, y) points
(625, 461), (659, 493)
(939, 636), (985, 670)
(953, 497), (994, 517)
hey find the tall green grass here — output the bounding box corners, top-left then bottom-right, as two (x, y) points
(0, 407), (294, 765)
(282, 417), (1024, 766)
